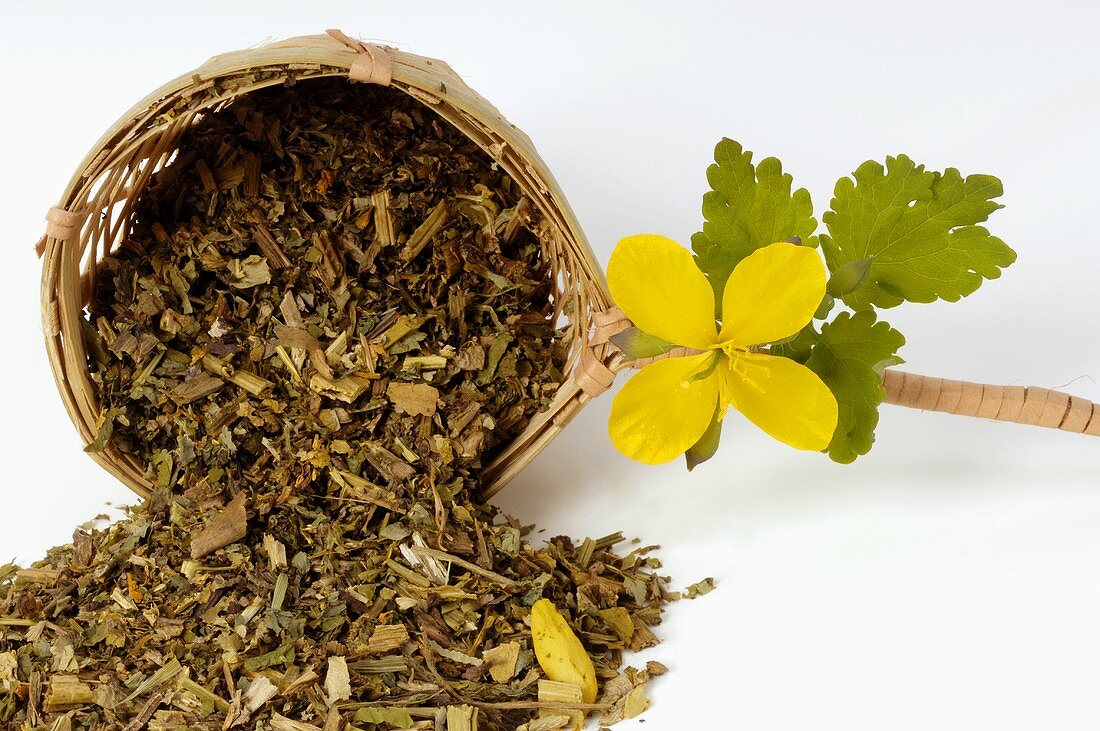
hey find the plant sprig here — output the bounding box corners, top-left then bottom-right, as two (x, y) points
(688, 139), (1014, 465)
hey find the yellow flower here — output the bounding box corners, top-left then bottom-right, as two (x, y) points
(530, 599), (598, 703)
(607, 235), (839, 464)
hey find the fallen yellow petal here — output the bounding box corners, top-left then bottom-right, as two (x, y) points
(530, 599), (598, 703)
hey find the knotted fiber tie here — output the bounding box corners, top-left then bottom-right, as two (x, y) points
(326, 29), (393, 86)
(36, 206), (84, 257)
(574, 308), (628, 397)
(574, 308), (701, 397)
(46, 206), (83, 239)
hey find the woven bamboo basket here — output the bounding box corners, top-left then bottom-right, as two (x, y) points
(37, 30), (631, 501)
(38, 31), (1100, 503)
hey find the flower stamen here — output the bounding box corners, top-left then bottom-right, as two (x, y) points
(727, 349), (769, 396)
(682, 351), (723, 387)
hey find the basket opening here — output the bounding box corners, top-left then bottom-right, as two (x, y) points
(44, 45), (607, 500)
(79, 75), (584, 344)
(73, 76), (578, 499)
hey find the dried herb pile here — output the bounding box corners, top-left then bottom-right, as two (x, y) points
(2, 80), (683, 729)
(0, 492), (673, 730)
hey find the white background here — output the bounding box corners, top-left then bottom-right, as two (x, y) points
(2, 2), (1100, 729)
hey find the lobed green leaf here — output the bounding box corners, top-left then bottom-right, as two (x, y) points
(801, 311), (905, 463)
(691, 138), (818, 312)
(822, 155), (1016, 309)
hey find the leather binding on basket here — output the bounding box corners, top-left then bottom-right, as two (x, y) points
(38, 30), (623, 501)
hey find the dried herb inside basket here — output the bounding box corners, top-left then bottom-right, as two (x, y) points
(0, 489), (675, 729)
(84, 77), (565, 505)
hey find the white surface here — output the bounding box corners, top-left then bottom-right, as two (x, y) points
(2, 2), (1100, 729)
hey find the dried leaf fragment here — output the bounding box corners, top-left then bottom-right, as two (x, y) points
(324, 656), (351, 704)
(482, 641), (521, 683)
(429, 639), (483, 667)
(516, 716), (572, 731)
(597, 664), (658, 726)
(274, 322), (321, 351)
(353, 707), (416, 727)
(684, 576), (716, 599)
(225, 255), (272, 288)
(598, 607), (635, 643)
(386, 381), (440, 416)
(602, 686), (650, 725)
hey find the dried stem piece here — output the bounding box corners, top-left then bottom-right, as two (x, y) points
(190, 495), (247, 559)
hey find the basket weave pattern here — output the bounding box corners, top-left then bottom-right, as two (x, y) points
(38, 32), (619, 500)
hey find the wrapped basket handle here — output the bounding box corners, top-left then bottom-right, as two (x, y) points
(882, 370), (1100, 436)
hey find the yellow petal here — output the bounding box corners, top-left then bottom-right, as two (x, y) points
(531, 599), (598, 703)
(607, 234), (718, 349)
(720, 352), (838, 451)
(719, 242), (826, 346)
(609, 353), (720, 465)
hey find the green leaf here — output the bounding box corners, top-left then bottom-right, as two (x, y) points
(609, 327), (676, 359)
(813, 294), (836, 321)
(771, 326), (816, 364)
(821, 155), (1016, 309)
(826, 257), (872, 297)
(84, 407), (124, 453)
(691, 138), (818, 312)
(353, 708), (416, 727)
(803, 311), (905, 463)
(684, 405), (722, 471)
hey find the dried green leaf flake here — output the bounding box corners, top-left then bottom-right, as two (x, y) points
(691, 138), (818, 311)
(352, 707), (415, 727)
(683, 577), (716, 599)
(822, 155), (1015, 309)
